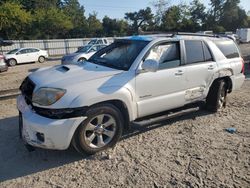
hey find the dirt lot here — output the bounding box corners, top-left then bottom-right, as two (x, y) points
(0, 51), (250, 187)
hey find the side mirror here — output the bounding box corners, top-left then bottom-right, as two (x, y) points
(141, 59), (159, 72)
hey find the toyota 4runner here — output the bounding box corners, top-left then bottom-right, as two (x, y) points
(17, 34), (245, 154)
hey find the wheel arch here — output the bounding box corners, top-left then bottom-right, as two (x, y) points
(210, 76), (233, 94)
(89, 99), (130, 130)
(7, 58), (17, 65)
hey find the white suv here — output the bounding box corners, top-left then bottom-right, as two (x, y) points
(17, 34), (245, 154)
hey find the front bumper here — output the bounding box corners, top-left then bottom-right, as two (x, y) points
(17, 95), (87, 150)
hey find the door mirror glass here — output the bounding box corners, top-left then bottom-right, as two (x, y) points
(141, 59), (159, 72)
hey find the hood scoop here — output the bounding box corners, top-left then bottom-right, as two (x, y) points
(57, 65), (70, 72)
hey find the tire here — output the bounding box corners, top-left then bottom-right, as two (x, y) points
(38, 56), (45, 63)
(206, 79), (227, 112)
(77, 57), (87, 62)
(72, 103), (124, 155)
(8, 59), (17, 66)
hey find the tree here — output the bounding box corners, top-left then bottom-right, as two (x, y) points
(125, 7), (154, 34)
(63, 0), (88, 38)
(209, 0), (225, 22)
(0, 2), (32, 39)
(190, 0), (206, 31)
(220, 0), (248, 31)
(102, 16), (128, 37)
(87, 12), (103, 37)
(152, 0), (170, 27)
(20, 0), (62, 12)
(32, 8), (73, 39)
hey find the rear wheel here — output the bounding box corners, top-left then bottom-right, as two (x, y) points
(72, 104), (124, 155)
(8, 59), (17, 66)
(38, 56), (45, 63)
(206, 79), (227, 112)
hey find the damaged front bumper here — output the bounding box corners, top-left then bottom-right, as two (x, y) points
(17, 95), (87, 150)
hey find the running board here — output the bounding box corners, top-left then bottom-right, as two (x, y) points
(133, 106), (200, 126)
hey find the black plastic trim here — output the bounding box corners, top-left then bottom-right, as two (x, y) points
(33, 106), (89, 119)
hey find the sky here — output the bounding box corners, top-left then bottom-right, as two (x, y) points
(79, 0), (250, 19)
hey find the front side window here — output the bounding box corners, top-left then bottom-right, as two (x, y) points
(96, 40), (102, 44)
(89, 40), (149, 70)
(19, 49), (28, 54)
(145, 42), (180, 70)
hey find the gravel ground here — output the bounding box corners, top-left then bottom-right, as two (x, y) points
(0, 47), (250, 187)
(0, 78), (249, 187)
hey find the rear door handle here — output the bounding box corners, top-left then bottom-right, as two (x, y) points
(208, 65), (214, 70)
(175, 70), (184, 76)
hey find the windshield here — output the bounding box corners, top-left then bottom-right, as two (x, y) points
(88, 39), (97, 45)
(76, 45), (91, 53)
(88, 40), (149, 71)
(7, 49), (19, 54)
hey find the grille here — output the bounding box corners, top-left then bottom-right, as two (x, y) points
(20, 77), (35, 105)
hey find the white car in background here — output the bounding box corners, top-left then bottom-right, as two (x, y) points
(87, 38), (109, 45)
(61, 44), (107, 65)
(5, 48), (48, 66)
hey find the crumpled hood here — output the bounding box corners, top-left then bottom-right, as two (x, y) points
(29, 62), (123, 89)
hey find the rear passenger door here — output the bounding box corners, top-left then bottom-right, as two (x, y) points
(28, 48), (40, 62)
(183, 40), (216, 101)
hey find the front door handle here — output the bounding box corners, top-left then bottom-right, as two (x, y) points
(175, 70), (184, 76)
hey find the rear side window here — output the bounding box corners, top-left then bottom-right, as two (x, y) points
(185, 40), (204, 64)
(214, 40), (239, 59)
(30, 48), (39, 52)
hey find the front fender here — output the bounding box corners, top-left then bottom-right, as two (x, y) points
(69, 86), (137, 121)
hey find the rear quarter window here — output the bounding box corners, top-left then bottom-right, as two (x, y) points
(214, 40), (240, 59)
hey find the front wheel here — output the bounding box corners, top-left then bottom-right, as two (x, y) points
(38, 56), (45, 63)
(8, 59), (17, 66)
(72, 104), (124, 155)
(206, 79), (227, 112)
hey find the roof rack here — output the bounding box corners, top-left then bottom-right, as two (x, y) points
(138, 31), (220, 38)
(173, 32), (219, 38)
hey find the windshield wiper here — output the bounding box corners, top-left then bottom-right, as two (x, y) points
(89, 57), (124, 70)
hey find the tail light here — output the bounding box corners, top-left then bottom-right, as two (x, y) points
(241, 57), (245, 74)
(0, 55), (4, 61)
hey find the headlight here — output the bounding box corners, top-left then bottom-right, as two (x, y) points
(32, 87), (66, 106)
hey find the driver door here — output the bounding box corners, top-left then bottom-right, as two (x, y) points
(135, 41), (187, 118)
